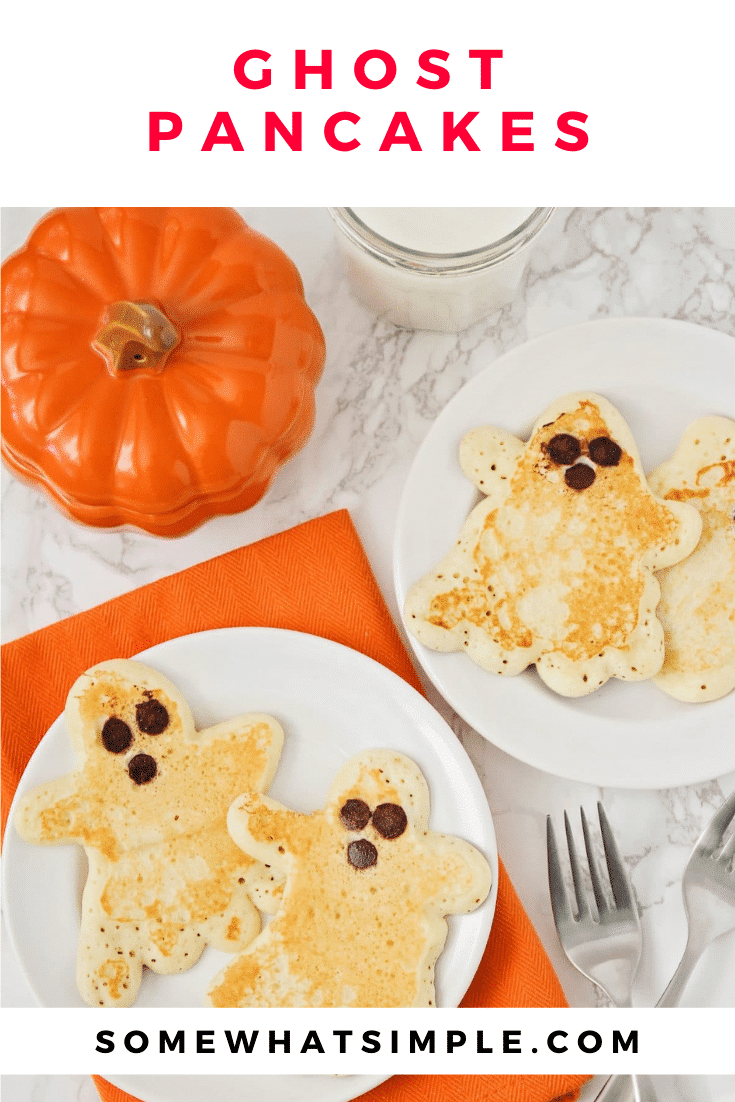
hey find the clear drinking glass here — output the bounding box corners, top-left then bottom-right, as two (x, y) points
(329, 206), (554, 333)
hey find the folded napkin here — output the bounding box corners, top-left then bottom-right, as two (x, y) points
(2, 509), (589, 1102)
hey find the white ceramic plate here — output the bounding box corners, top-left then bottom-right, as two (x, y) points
(107, 1077), (390, 1102)
(4, 629), (497, 1040)
(394, 317), (735, 789)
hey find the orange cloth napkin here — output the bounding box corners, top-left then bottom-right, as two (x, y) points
(2, 509), (589, 1102)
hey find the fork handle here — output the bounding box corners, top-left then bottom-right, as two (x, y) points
(591, 959), (697, 1102)
(593, 1074), (658, 1102)
(655, 937), (701, 1009)
(592, 939), (701, 1101)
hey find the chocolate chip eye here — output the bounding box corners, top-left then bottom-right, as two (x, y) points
(101, 717), (133, 754)
(128, 753), (157, 785)
(372, 803), (408, 839)
(135, 699), (169, 734)
(340, 799), (372, 831)
(547, 434), (581, 465)
(588, 436), (622, 467)
(347, 838), (378, 869)
(565, 463), (596, 490)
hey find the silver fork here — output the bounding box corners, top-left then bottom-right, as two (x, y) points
(594, 788), (735, 1102)
(547, 803), (642, 1007)
(547, 804), (647, 1102)
(657, 787), (735, 1007)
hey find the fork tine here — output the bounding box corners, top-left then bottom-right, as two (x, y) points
(565, 810), (592, 919)
(581, 807), (609, 915)
(547, 815), (573, 926)
(698, 789), (735, 853)
(598, 802), (635, 912)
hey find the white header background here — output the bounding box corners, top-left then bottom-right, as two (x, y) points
(2, 0), (734, 205)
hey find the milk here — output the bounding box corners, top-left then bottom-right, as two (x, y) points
(330, 207), (553, 333)
(350, 208), (534, 254)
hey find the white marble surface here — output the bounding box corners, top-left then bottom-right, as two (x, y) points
(2, 208), (735, 1102)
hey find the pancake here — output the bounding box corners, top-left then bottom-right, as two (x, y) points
(649, 416), (735, 702)
(404, 392), (702, 697)
(14, 659), (284, 1006)
(207, 750), (492, 1008)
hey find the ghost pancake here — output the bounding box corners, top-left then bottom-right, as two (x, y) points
(14, 659), (285, 1006)
(404, 392), (702, 697)
(649, 416), (735, 703)
(207, 750), (491, 1008)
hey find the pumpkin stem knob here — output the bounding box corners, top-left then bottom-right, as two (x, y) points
(93, 301), (180, 374)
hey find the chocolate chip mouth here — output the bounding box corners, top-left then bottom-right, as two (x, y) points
(564, 463), (596, 490)
(128, 753), (157, 785)
(347, 838), (378, 869)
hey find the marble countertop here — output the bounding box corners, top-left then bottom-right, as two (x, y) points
(2, 207), (734, 1102)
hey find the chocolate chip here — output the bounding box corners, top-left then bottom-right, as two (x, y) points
(588, 436), (622, 466)
(347, 838), (378, 869)
(340, 799), (372, 831)
(372, 803), (408, 839)
(547, 434), (581, 465)
(101, 717), (133, 754)
(135, 699), (169, 734)
(128, 753), (157, 785)
(565, 463), (596, 490)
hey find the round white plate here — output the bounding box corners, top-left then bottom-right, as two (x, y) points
(109, 1077), (390, 1102)
(394, 317), (735, 789)
(4, 629), (497, 1041)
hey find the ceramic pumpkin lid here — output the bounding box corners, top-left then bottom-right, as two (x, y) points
(1, 207), (326, 536)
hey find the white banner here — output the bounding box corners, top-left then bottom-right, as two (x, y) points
(1, 1008), (733, 1075)
(1, 0), (734, 204)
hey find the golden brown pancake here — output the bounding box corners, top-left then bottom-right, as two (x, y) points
(404, 393), (702, 697)
(207, 750), (492, 1008)
(649, 416), (735, 702)
(14, 659), (284, 1006)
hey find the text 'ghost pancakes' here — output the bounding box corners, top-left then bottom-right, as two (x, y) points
(404, 393), (702, 697)
(14, 659), (284, 1006)
(207, 750), (491, 1007)
(649, 416), (735, 703)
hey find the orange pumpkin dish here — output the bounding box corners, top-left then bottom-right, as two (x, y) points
(1, 208), (326, 536)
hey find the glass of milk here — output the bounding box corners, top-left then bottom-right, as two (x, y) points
(329, 207), (554, 333)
